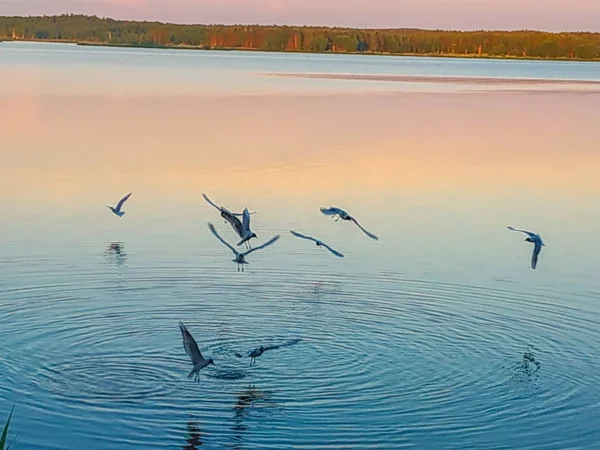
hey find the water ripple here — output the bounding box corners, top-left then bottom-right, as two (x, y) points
(0, 264), (599, 448)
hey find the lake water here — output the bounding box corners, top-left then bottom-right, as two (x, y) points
(1, 41), (600, 449)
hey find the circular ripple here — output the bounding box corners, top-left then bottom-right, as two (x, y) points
(36, 352), (181, 404)
(1, 264), (599, 449)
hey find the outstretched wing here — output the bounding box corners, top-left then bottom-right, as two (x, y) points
(531, 241), (542, 269)
(350, 217), (379, 240)
(244, 235), (281, 256)
(179, 322), (203, 364)
(320, 206), (344, 217)
(507, 226), (535, 238)
(116, 192), (132, 211)
(221, 210), (245, 238)
(242, 207), (251, 231)
(321, 242), (345, 258)
(207, 222), (238, 256)
(264, 338), (302, 352)
(202, 193), (221, 212)
(290, 230), (318, 243)
(262, 344), (281, 352)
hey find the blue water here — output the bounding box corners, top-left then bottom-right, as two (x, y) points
(1, 42), (600, 449)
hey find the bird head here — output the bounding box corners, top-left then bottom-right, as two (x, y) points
(525, 237), (533, 243)
(259, 346), (265, 352)
(251, 233), (257, 239)
(208, 358), (215, 366)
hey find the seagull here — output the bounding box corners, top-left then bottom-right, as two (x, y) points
(289, 230), (344, 258)
(207, 222), (280, 271)
(179, 322), (215, 382)
(107, 192), (132, 217)
(202, 193), (256, 248)
(235, 338), (302, 365)
(507, 226), (545, 269)
(237, 207), (258, 249)
(320, 206), (379, 240)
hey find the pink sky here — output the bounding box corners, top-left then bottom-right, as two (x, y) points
(1, 0), (599, 31)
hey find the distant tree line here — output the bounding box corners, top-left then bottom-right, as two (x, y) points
(1, 14), (600, 60)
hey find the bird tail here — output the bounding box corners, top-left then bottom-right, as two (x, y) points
(187, 362), (205, 379)
(234, 352), (244, 358)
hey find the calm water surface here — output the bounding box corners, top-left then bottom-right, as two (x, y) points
(1, 42), (600, 449)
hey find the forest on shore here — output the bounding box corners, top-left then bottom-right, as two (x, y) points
(1, 14), (600, 60)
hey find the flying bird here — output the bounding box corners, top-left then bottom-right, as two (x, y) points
(179, 322), (215, 382)
(289, 230), (344, 258)
(237, 207), (258, 248)
(235, 338), (302, 365)
(207, 222), (280, 271)
(107, 192), (132, 217)
(507, 226), (545, 269)
(202, 193), (256, 248)
(320, 206), (379, 240)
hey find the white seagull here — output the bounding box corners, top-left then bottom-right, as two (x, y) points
(507, 226), (545, 270)
(235, 338), (302, 365)
(179, 322), (215, 382)
(202, 193), (256, 248)
(207, 222), (280, 271)
(289, 230), (344, 258)
(320, 206), (379, 240)
(107, 192), (132, 217)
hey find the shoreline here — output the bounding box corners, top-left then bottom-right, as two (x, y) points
(2, 39), (600, 63)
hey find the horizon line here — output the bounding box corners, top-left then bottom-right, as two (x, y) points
(2, 13), (599, 35)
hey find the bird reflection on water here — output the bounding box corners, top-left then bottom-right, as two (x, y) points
(231, 384), (278, 450)
(103, 242), (127, 267)
(182, 419), (203, 450)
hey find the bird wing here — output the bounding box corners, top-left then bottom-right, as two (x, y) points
(350, 217), (379, 240)
(289, 230), (318, 243)
(202, 193), (221, 212)
(234, 210), (256, 217)
(321, 242), (345, 258)
(222, 210), (245, 237)
(243, 235), (281, 256)
(262, 344), (281, 352)
(320, 206), (344, 216)
(531, 240), (542, 269)
(116, 192), (132, 211)
(506, 226), (535, 238)
(242, 207), (251, 231)
(179, 322), (203, 364)
(207, 222), (238, 256)
(264, 338), (302, 352)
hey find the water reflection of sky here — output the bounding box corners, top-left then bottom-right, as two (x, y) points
(2, 41), (600, 96)
(2, 41), (600, 450)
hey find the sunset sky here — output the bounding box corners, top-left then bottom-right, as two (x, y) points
(2, 0), (599, 31)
